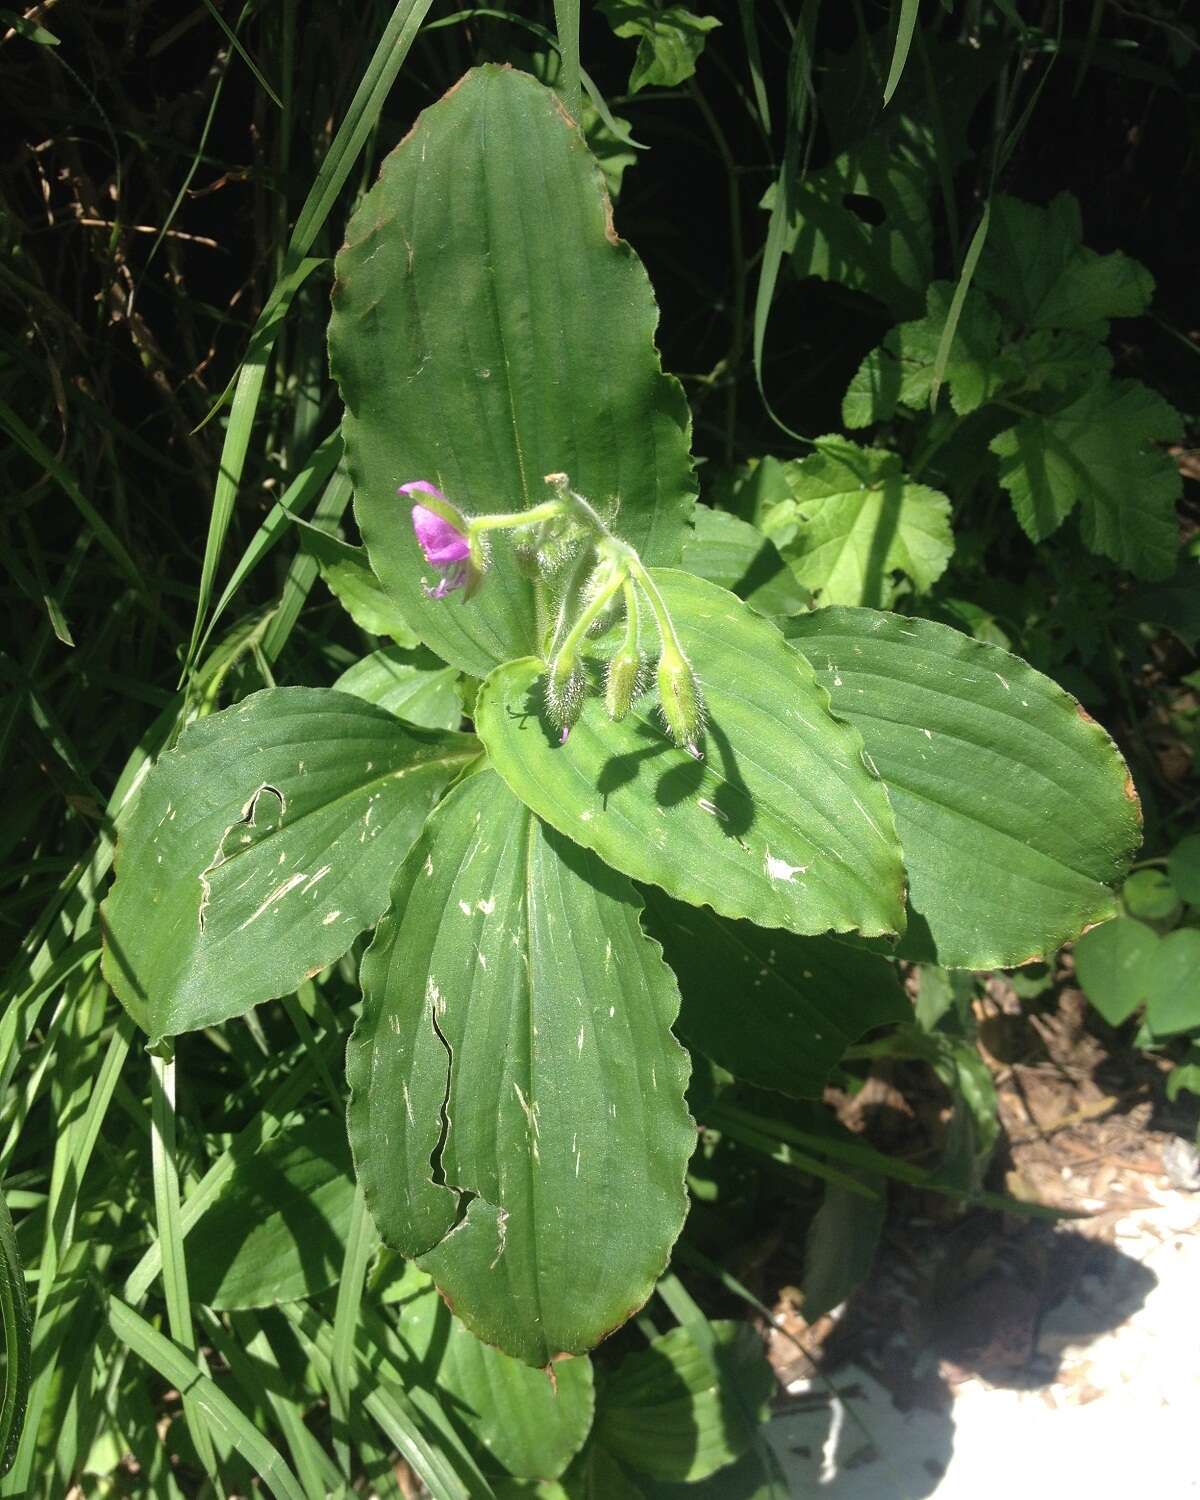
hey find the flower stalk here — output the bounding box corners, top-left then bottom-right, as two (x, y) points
(402, 471), (703, 751)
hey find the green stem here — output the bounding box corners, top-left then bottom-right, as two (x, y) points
(620, 578), (641, 656)
(554, 565), (628, 665)
(629, 560), (687, 663)
(688, 78), (745, 467)
(468, 498), (564, 535)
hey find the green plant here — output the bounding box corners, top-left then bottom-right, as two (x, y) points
(91, 57), (1137, 1477)
(1075, 832), (1200, 1108)
(4, 2), (1194, 1494)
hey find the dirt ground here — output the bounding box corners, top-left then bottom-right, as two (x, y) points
(759, 968), (1200, 1498)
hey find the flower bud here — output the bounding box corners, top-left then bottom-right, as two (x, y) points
(546, 651), (586, 734)
(605, 646), (642, 722)
(656, 646), (704, 753)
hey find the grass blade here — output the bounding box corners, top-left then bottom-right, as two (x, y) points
(882, 0), (920, 106)
(0, 1189), (31, 1477)
(0, 399), (143, 596)
(108, 1297), (308, 1500)
(185, 0), (435, 673)
(149, 1053), (222, 1487)
(329, 1182), (372, 1476)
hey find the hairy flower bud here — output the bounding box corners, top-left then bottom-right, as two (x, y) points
(656, 646), (704, 754)
(546, 651), (586, 734)
(605, 646), (642, 722)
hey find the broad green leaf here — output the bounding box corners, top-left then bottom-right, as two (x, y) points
(394, 1270), (594, 1479)
(1167, 1049), (1200, 1103)
(297, 521), (420, 645)
(1145, 929), (1200, 1037)
(1122, 869), (1180, 922)
(101, 688), (477, 1039)
(642, 1443), (788, 1499)
(771, 136), (932, 318)
(785, 609), (1142, 967)
(595, 1322), (773, 1483)
(990, 377), (1183, 577)
(330, 66), (694, 678)
(681, 506), (810, 618)
(347, 770), (694, 1366)
(843, 282), (1012, 426)
(0, 1190), (30, 1477)
(598, 1), (721, 90)
(501, 1446), (646, 1498)
(641, 887), (908, 1097)
(476, 571), (907, 943)
(976, 193), (1154, 331)
(187, 1116), (372, 1309)
(1169, 835), (1200, 906)
(334, 646), (461, 731)
(759, 440), (952, 607)
(1074, 917), (1158, 1025)
(803, 1178), (885, 1322)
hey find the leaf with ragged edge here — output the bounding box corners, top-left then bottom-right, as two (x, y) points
(393, 1268), (594, 1479)
(1145, 930), (1200, 1038)
(334, 646), (461, 731)
(641, 887), (907, 1097)
(843, 282), (1013, 426)
(770, 136), (932, 318)
(598, 1), (721, 90)
(990, 378), (1183, 578)
(785, 610), (1142, 968)
(975, 193), (1154, 332)
(595, 1322), (773, 1483)
(297, 521), (420, 645)
(101, 688), (477, 1040)
(681, 506), (810, 619)
(759, 440), (952, 607)
(330, 67), (694, 679)
(346, 769), (694, 1367)
(1074, 916), (1158, 1025)
(475, 571), (906, 944)
(188, 1115), (371, 1309)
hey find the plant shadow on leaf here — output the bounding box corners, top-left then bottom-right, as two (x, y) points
(516, 676), (756, 837)
(187, 1115), (356, 1309)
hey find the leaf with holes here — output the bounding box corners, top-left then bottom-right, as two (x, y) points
(785, 609), (1141, 968)
(101, 688), (477, 1040)
(475, 571), (906, 944)
(347, 769), (694, 1366)
(770, 136), (932, 318)
(330, 66), (694, 679)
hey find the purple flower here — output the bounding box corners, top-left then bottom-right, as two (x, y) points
(400, 481), (471, 598)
